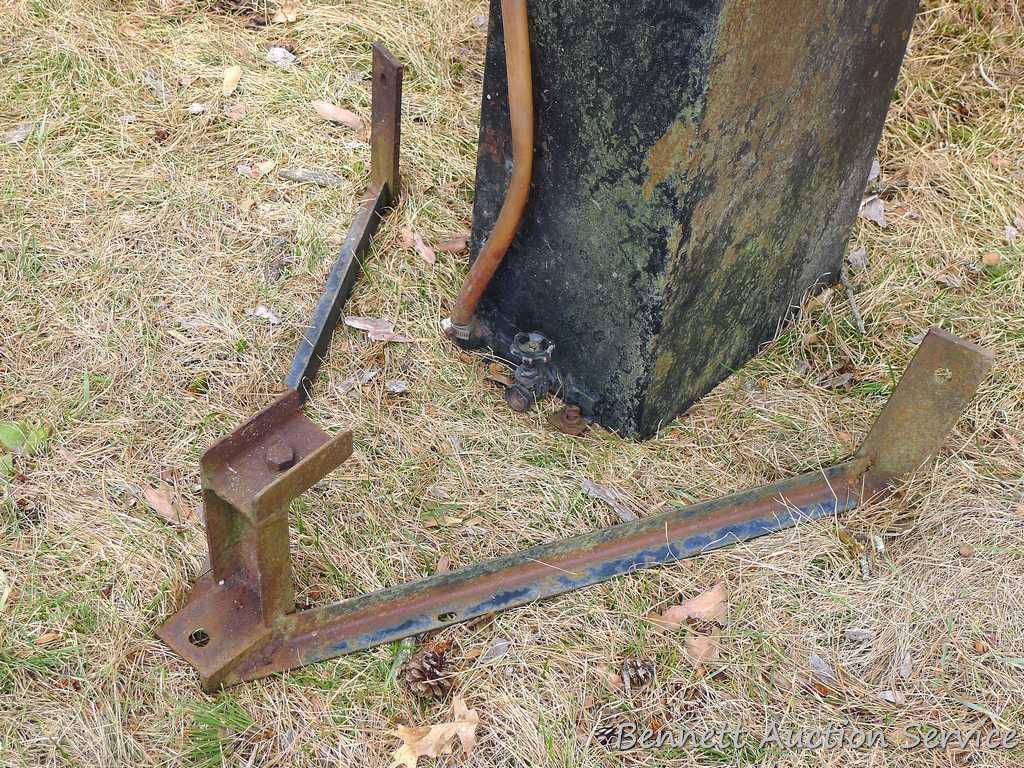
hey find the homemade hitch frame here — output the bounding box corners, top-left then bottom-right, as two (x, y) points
(159, 326), (990, 690)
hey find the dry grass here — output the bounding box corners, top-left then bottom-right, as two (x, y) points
(1, 0), (1023, 765)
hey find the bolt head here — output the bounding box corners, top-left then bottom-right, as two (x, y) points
(265, 442), (295, 471)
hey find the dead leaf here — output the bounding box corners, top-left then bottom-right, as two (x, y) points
(5, 122), (34, 144)
(414, 233), (436, 265)
(484, 362), (514, 387)
(684, 634), (720, 663)
(142, 69), (169, 104)
(808, 652), (838, 686)
(435, 234), (469, 253)
(224, 102), (247, 122)
(222, 65), (243, 96)
(1004, 225), (1019, 243)
(250, 304), (281, 324)
(479, 636), (510, 663)
(338, 369), (379, 395)
(819, 371), (854, 390)
(344, 316), (413, 343)
(596, 661), (624, 690)
(897, 651), (912, 679)
(312, 100), (365, 131)
(272, 0), (300, 23)
(934, 271), (964, 289)
(143, 485), (192, 525)
(844, 627), (876, 643)
(400, 228), (436, 264)
(847, 247), (868, 270)
(858, 196), (886, 228)
(581, 479), (637, 523)
(34, 631), (61, 646)
(878, 689), (905, 706)
(277, 166), (344, 186)
(649, 583), (727, 663)
(389, 696), (478, 768)
(385, 379), (409, 395)
(434, 555), (451, 574)
(650, 582), (727, 631)
(253, 159), (276, 177)
(867, 158), (881, 182)
(266, 46), (296, 68)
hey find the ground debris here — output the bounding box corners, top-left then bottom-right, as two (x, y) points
(277, 167), (346, 187)
(389, 696), (478, 768)
(581, 479), (637, 522)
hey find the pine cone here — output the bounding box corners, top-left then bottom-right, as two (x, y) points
(620, 658), (655, 693)
(401, 647), (453, 699)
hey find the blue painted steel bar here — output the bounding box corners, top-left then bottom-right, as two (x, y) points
(160, 328), (992, 690)
(286, 44), (403, 397)
(227, 458), (872, 685)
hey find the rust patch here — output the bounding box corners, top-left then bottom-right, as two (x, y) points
(643, 119), (695, 200)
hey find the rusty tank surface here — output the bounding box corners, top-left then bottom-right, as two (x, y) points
(469, 0), (918, 437)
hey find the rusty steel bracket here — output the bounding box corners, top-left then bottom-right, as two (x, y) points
(286, 43), (403, 398)
(159, 329), (990, 690)
(157, 389), (353, 689)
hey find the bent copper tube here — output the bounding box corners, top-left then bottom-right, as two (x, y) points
(449, 0), (534, 330)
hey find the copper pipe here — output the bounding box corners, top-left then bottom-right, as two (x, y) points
(450, 0), (534, 330)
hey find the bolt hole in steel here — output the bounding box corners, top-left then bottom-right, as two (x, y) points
(935, 367), (953, 382)
(188, 629), (210, 648)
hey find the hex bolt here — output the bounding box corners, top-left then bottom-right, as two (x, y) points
(265, 441), (296, 471)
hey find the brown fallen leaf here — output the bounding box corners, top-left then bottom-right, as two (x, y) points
(934, 271), (964, 289)
(808, 651), (839, 688)
(337, 369), (379, 396)
(435, 233), (470, 253)
(277, 166), (344, 186)
(846, 247), (868, 270)
(253, 159), (276, 177)
(648, 582), (728, 663)
(858, 196), (886, 228)
(650, 582), (727, 631)
(272, 0), (300, 23)
(484, 361), (514, 387)
(819, 371), (854, 390)
(400, 228), (437, 265)
(222, 65), (243, 97)
(596, 661), (624, 690)
(223, 102), (247, 122)
(581, 479), (638, 522)
(413, 233), (436, 265)
(5, 122), (35, 144)
(312, 100), (365, 131)
(344, 316), (413, 343)
(389, 696), (478, 768)
(143, 485), (192, 525)
(34, 631), (61, 646)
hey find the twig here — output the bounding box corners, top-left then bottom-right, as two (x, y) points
(977, 54), (1001, 92)
(840, 270), (866, 335)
